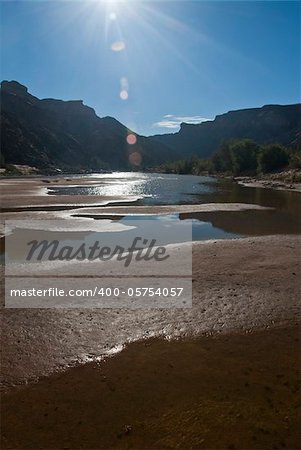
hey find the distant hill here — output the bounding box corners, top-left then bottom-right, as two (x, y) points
(153, 104), (301, 158)
(0, 80), (177, 172)
(1, 80), (300, 172)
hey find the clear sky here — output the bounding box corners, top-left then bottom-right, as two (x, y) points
(1, 0), (300, 136)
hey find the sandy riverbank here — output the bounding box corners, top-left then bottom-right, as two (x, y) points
(0, 176), (140, 210)
(1, 325), (300, 449)
(234, 171), (301, 193)
(1, 234), (300, 387)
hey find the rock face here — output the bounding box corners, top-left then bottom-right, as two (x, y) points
(153, 104), (301, 158)
(1, 80), (29, 97)
(1, 81), (176, 171)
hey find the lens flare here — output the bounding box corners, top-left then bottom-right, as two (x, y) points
(120, 90), (129, 100)
(120, 76), (129, 89)
(129, 151), (142, 166)
(126, 133), (137, 145)
(111, 40), (125, 52)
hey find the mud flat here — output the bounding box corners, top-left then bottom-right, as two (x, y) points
(1, 325), (300, 449)
(1, 235), (300, 387)
(1, 233), (300, 449)
(0, 176), (139, 209)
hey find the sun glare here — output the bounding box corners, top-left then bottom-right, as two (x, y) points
(76, 0), (214, 135)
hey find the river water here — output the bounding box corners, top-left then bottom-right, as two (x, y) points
(47, 172), (300, 238)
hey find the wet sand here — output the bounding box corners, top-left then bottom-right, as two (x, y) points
(1, 325), (300, 449)
(0, 177), (138, 209)
(1, 235), (300, 387)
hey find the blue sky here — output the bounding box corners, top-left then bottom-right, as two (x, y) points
(1, 0), (300, 136)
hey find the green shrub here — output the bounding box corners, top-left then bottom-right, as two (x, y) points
(230, 139), (259, 175)
(258, 144), (289, 173)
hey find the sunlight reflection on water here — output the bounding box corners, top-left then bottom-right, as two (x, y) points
(48, 172), (215, 205)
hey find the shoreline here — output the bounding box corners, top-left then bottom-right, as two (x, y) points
(0, 174), (282, 237)
(233, 170), (301, 193)
(236, 177), (301, 192)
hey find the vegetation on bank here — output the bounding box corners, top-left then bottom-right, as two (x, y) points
(160, 139), (301, 178)
(1, 138), (301, 181)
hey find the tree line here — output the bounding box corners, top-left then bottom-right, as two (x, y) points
(161, 139), (301, 176)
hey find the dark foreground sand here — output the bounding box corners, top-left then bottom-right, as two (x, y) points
(1, 326), (300, 450)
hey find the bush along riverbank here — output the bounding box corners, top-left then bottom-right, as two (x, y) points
(159, 139), (301, 181)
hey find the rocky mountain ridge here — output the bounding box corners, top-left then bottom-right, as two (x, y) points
(1, 80), (300, 172)
(1, 80), (175, 171)
(153, 104), (301, 157)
